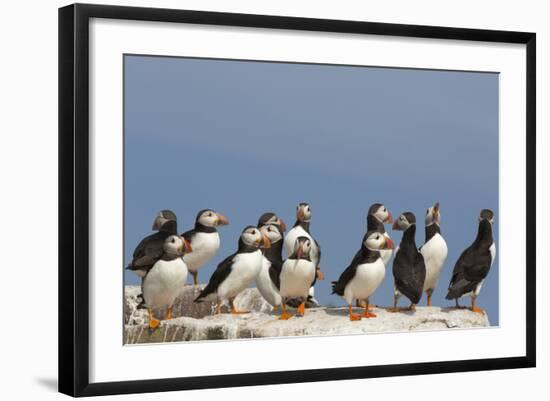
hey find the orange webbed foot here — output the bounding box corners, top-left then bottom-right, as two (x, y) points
(148, 308), (161, 330)
(471, 306), (485, 314)
(296, 302), (306, 317)
(165, 307), (172, 320)
(279, 311), (293, 320)
(149, 318), (161, 330)
(362, 311), (377, 318)
(348, 305), (362, 321)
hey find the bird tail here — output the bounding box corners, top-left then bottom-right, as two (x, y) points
(331, 281), (343, 296)
(445, 278), (471, 300)
(445, 288), (460, 300)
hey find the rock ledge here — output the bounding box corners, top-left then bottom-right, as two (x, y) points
(124, 285), (490, 344)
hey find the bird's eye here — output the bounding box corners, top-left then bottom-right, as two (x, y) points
(383, 207), (386, 212)
(171, 238), (175, 243)
(209, 213), (213, 217)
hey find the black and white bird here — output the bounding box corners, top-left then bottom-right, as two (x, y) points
(366, 203), (394, 266)
(181, 209), (229, 286)
(257, 212), (287, 233)
(142, 234), (192, 329)
(419, 202), (448, 306)
(256, 224), (284, 309)
(194, 226), (270, 314)
(127, 210), (178, 278)
(332, 231), (394, 321)
(126, 210), (178, 309)
(278, 236), (317, 320)
(391, 212), (426, 312)
(446, 209), (496, 313)
(284, 203), (323, 305)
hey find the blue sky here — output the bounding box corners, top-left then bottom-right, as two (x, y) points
(124, 55), (499, 325)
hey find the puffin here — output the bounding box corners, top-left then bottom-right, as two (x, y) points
(391, 212), (426, 312)
(283, 203), (324, 302)
(255, 224), (284, 309)
(278, 236), (317, 320)
(194, 226), (270, 314)
(419, 202), (448, 306)
(181, 209), (229, 286)
(142, 234), (192, 329)
(332, 230), (394, 321)
(354, 203), (394, 308)
(126, 210), (178, 309)
(366, 203), (394, 265)
(446, 209), (496, 314)
(257, 212), (287, 232)
(127, 210), (178, 278)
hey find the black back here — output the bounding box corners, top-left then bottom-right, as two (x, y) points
(194, 233), (260, 302)
(393, 224), (426, 304)
(264, 239), (283, 290)
(194, 253), (235, 302)
(446, 219), (494, 299)
(127, 217), (178, 275)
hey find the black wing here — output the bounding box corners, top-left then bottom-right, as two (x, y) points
(393, 249), (426, 304)
(194, 253), (235, 302)
(181, 228), (197, 243)
(128, 231), (168, 275)
(446, 246), (492, 299)
(331, 252), (361, 296)
(268, 260), (282, 290)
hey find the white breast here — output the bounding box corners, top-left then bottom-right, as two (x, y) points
(217, 250), (263, 301)
(420, 233), (448, 292)
(284, 226), (320, 267)
(490, 242), (496, 266)
(183, 232), (220, 273)
(343, 259), (386, 305)
(256, 256), (282, 307)
(142, 258), (188, 308)
(279, 259), (316, 299)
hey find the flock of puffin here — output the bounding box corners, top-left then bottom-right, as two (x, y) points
(127, 203), (496, 329)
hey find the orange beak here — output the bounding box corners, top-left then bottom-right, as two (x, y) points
(183, 238), (193, 253)
(297, 208), (305, 221)
(392, 220), (399, 230)
(216, 213), (229, 226)
(385, 212), (393, 224)
(262, 235), (271, 249)
(384, 237), (394, 249)
(279, 219), (287, 232)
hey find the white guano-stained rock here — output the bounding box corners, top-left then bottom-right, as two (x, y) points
(124, 285), (490, 344)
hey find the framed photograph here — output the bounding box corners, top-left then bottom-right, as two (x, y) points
(59, 3), (536, 397)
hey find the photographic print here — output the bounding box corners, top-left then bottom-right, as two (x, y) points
(123, 55), (499, 344)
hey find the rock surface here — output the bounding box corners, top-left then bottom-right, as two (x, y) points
(124, 285), (490, 344)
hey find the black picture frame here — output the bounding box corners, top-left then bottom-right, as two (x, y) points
(59, 3), (536, 397)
